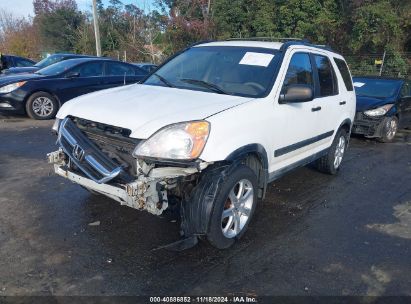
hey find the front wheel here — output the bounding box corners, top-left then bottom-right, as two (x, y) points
(207, 165), (258, 249)
(316, 128), (348, 175)
(26, 92), (59, 120)
(377, 116), (398, 143)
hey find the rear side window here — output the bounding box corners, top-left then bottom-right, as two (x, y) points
(106, 62), (136, 76)
(72, 62), (104, 77)
(314, 55), (338, 97)
(282, 53), (313, 90)
(15, 58), (34, 67)
(334, 58), (353, 91)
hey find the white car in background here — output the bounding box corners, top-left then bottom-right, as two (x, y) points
(48, 39), (356, 249)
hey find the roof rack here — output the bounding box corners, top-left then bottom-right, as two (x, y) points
(226, 37), (309, 43)
(225, 37), (335, 52)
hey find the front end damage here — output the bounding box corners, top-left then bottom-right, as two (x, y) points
(48, 117), (215, 248)
(48, 149), (203, 215)
(352, 112), (387, 138)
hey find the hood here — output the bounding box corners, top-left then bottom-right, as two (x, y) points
(2, 67), (39, 75)
(0, 73), (44, 86)
(57, 84), (254, 139)
(356, 95), (396, 112)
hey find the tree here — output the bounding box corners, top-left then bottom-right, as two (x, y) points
(33, 0), (85, 52)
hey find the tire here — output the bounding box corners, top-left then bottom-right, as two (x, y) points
(25, 91), (59, 120)
(377, 116), (398, 143)
(316, 128), (348, 175)
(206, 165), (258, 249)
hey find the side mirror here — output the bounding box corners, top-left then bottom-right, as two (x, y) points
(279, 84), (314, 104)
(65, 72), (80, 78)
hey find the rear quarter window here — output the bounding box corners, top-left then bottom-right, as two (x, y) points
(333, 58), (353, 91)
(313, 55), (338, 97)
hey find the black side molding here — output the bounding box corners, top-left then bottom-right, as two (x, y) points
(269, 148), (329, 182)
(274, 130), (334, 157)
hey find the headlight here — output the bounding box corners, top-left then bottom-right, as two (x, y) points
(364, 104), (394, 117)
(133, 121), (210, 160)
(0, 81), (26, 94)
(52, 118), (61, 134)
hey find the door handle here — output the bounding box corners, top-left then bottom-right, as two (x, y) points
(339, 101), (346, 105)
(311, 106), (322, 112)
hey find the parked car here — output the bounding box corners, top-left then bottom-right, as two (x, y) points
(133, 63), (158, 73)
(0, 58), (148, 119)
(352, 76), (411, 142)
(47, 39), (355, 249)
(0, 54), (35, 72)
(1, 53), (94, 75)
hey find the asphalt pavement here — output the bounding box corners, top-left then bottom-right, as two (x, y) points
(0, 114), (410, 297)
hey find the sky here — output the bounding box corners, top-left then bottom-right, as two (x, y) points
(1, 0), (159, 18)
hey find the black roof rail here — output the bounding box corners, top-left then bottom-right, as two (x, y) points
(226, 37), (309, 43)
(280, 41), (335, 52)
(187, 40), (216, 48)
(225, 37), (335, 52)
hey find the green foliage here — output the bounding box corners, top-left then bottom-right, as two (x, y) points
(350, 1), (402, 52)
(2, 0), (410, 72)
(36, 6), (84, 52)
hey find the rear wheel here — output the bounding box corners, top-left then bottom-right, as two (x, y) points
(316, 128), (348, 175)
(26, 92), (58, 120)
(377, 116), (398, 143)
(207, 165), (258, 249)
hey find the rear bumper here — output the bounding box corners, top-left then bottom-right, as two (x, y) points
(352, 112), (386, 138)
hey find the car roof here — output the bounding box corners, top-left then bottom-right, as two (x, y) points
(195, 40), (342, 57)
(196, 40), (284, 50)
(61, 57), (120, 64)
(133, 62), (157, 66)
(353, 76), (406, 82)
(53, 53), (95, 57)
(2, 54), (33, 60)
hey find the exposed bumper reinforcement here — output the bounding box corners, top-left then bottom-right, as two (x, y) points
(51, 161), (168, 215)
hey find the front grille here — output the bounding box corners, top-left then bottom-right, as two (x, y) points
(71, 117), (141, 176)
(58, 117), (125, 184)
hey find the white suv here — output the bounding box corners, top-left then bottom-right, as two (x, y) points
(48, 39), (356, 249)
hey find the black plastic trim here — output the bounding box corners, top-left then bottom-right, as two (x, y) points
(269, 148), (329, 182)
(225, 144), (269, 170)
(274, 130), (334, 157)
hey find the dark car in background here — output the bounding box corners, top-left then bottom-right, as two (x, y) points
(352, 76), (411, 142)
(1, 53), (95, 75)
(133, 63), (158, 73)
(0, 58), (148, 119)
(0, 54), (35, 72)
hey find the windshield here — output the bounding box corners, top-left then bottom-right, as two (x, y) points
(35, 59), (79, 76)
(143, 46), (279, 97)
(34, 55), (65, 69)
(353, 77), (402, 98)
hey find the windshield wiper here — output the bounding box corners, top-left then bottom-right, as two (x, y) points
(180, 78), (229, 95)
(153, 73), (174, 88)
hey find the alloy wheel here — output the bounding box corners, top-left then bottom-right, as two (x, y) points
(32, 96), (54, 117)
(334, 136), (346, 169)
(386, 118), (398, 141)
(221, 179), (254, 238)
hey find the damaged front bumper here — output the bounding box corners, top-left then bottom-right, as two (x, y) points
(352, 112), (386, 138)
(48, 149), (202, 216)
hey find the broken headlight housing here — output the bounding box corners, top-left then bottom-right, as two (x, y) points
(364, 104), (394, 117)
(133, 121), (210, 160)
